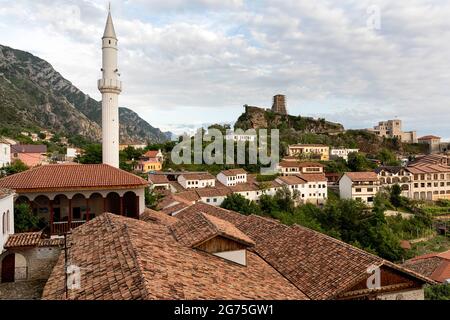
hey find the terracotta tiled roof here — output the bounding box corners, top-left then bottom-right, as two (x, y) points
(174, 190), (201, 202)
(176, 202), (434, 299)
(298, 173), (327, 182)
(161, 202), (190, 215)
(220, 169), (247, 176)
(11, 144), (47, 154)
(143, 150), (160, 158)
(403, 250), (450, 283)
(277, 175), (306, 185)
(170, 211), (255, 248)
(196, 187), (231, 198)
(4, 232), (42, 248)
(140, 209), (178, 226)
(343, 172), (378, 182)
(4, 231), (63, 248)
(168, 181), (185, 192)
(418, 135), (441, 140)
(0, 164), (148, 192)
(406, 164), (450, 174)
(179, 173), (215, 180)
(42, 213), (307, 300)
(148, 174), (169, 184)
(228, 183), (259, 192)
(279, 161), (324, 168)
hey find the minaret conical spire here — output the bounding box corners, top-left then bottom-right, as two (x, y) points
(103, 4), (117, 39)
(98, 5), (121, 168)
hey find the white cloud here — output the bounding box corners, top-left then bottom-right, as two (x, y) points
(0, 0), (449, 138)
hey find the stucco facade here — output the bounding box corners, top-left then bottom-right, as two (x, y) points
(0, 191), (14, 253)
(0, 142), (10, 168)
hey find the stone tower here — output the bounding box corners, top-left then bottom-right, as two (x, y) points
(271, 94), (287, 115)
(98, 7), (122, 168)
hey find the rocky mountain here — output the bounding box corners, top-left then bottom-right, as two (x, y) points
(235, 105), (344, 134)
(234, 105), (427, 156)
(0, 44), (169, 144)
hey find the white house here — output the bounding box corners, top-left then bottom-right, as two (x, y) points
(0, 139), (11, 168)
(217, 169), (247, 186)
(300, 174), (328, 204)
(178, 173), (216, 189)
(330, 148), (359, 161)
(276, 174), (327, 205)
(338, 172), (380, 207)
(196, 188), (231, 206)
(0, 189), (15, 253)
(228, 183), (261, 202)
(375, 166), (412, 197)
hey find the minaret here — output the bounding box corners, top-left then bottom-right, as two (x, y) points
(98, 6), (121, 168)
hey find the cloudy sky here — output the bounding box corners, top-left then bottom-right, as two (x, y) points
(0, 0), (449, 138)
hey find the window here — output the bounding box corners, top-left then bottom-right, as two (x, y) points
(2, 212), (6, 234)
(355, 188), (362, 192)
(367, 197), (374, 203)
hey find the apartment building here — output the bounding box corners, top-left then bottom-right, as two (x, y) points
(339, 172), (380, 206)
(375, 166), (413, 197)
(177, 173), (216, 189)
(217, 169), (247, 186)
(287, 144), (330, 161)
(330, 148), (359, 161)
(276, 174), (327, 205)
(278, 160), (324, 176)
(407, 164), (450, 201)
(368, 119), (417, 143)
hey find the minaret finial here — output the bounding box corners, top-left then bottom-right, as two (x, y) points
(108, 2), (111, 13)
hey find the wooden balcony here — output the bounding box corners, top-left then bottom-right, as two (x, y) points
(51, 220), (86, 235)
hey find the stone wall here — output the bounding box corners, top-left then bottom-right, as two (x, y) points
(0, 245), (61, 282)
(378, 288), (425, 300)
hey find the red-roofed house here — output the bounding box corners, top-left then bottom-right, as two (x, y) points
(338, 172), (380, 206)
(0, 164), (149, 235)
(403, 250), (450, 283)
(278, 160), (324, 176)
(10, 144), (48, 167)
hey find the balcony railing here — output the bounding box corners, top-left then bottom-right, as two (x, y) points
(98, 79), (122, 91)
(52, 220), (86, 235)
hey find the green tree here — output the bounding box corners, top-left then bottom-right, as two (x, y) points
(274, 185), (298, 212)
(425, 284), (450, 300)
(259, 194), (279, 215)
(2, 159), (28, 176)
(347, 152), (375, 171)
(390, 184), (403, 208)
(221, 193), (261, 215)
(14, 203), (40, 232)
(145, 188), (161, 209)
(77, 144), (102, 164)
(378, 148), (400, 166)
(122, 146), (145, 161)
